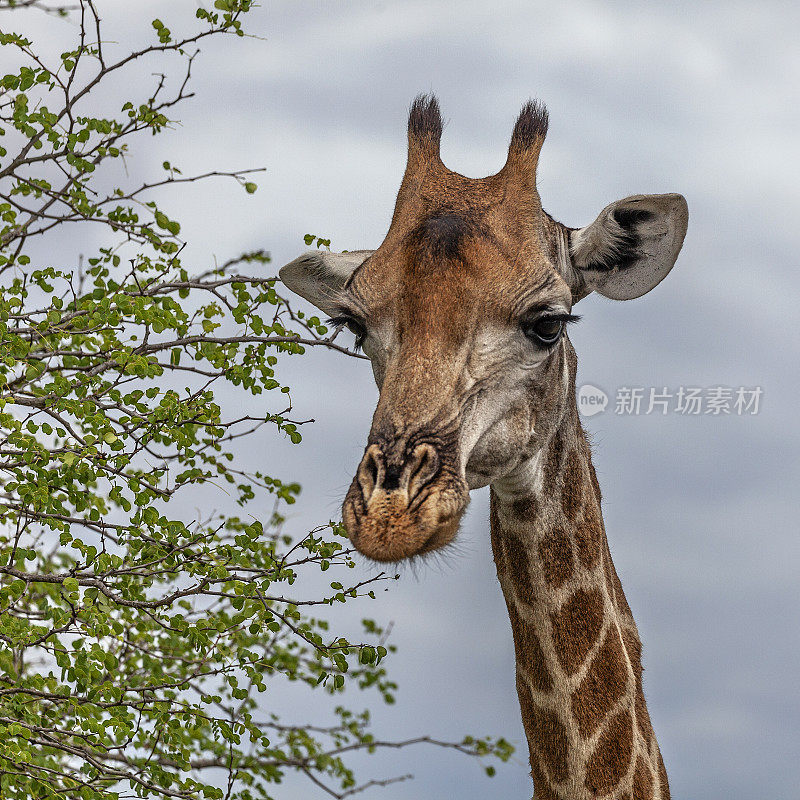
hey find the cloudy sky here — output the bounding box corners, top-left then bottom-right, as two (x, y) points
(12, 2), (800, 798)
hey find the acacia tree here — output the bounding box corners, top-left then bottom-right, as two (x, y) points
(0, 3), (512, 799)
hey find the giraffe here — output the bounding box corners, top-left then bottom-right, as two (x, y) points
(279, 95), (688, 800)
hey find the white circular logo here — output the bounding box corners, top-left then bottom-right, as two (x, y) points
(577, 384), (608, 417)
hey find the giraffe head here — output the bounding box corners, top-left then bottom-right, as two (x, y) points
(281, 95), (687, 562)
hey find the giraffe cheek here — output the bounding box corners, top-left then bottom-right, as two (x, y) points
(464, 414), (537, 487)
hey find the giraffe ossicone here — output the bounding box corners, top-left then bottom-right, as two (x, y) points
(280, 94), (687, 800)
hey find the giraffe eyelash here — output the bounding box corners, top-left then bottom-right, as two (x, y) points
(543, 312), (581, 324)
(520, 312), (581, 347)
(326, 314), (367, 352)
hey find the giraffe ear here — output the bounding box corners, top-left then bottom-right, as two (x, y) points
(279, 250), (373, 315)
(569, 193), (688, 301)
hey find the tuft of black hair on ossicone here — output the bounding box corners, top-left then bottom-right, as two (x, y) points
(408, 93), (443, 146)
(510, 99), (549, 150)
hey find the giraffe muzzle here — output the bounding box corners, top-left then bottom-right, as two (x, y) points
(343, 442), (469, 561)
(357, 443), (439, 506)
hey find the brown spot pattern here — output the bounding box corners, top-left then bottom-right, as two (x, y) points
(571, 626), (630, 737)
(635, 683), (654, 745)
(633, 755), (654, 800)
(537, 527), (574, 587)
(575, 504), (602, 569)
(533, 714), (569, 782)
(588, 459), (602, 504)
(506, 532), (536, 603)
(507, 602), (553, 692)
(542, 429), (564, 489)
(510, 494), (538, 520)
(550, 588), (604, 675)
(518, 681), (569, 785)
(531, 761), (559, 800)
(489, 430), (662, 800)
(658, 748), (670, 799)
(585, 708), (634, 795)
(560, 449), (584, 521)
(621, 628), (655, 745)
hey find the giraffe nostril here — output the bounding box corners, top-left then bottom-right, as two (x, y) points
(365, 452), (379, 485)
(406, 444), (439, 503)
(357, 445), (383, 503)
(358, 442), (440, 505)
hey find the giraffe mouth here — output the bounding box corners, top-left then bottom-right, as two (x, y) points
(342, 445), (469, 561)
(342, 489), (467, 562)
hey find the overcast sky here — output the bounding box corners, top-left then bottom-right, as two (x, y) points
(11, 2), (800, 799)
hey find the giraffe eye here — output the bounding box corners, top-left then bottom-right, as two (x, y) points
(521, 313), (579, 347)
(327, 314), (367, 352)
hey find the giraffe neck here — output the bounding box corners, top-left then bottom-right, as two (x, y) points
(489, 405), (670, 800)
